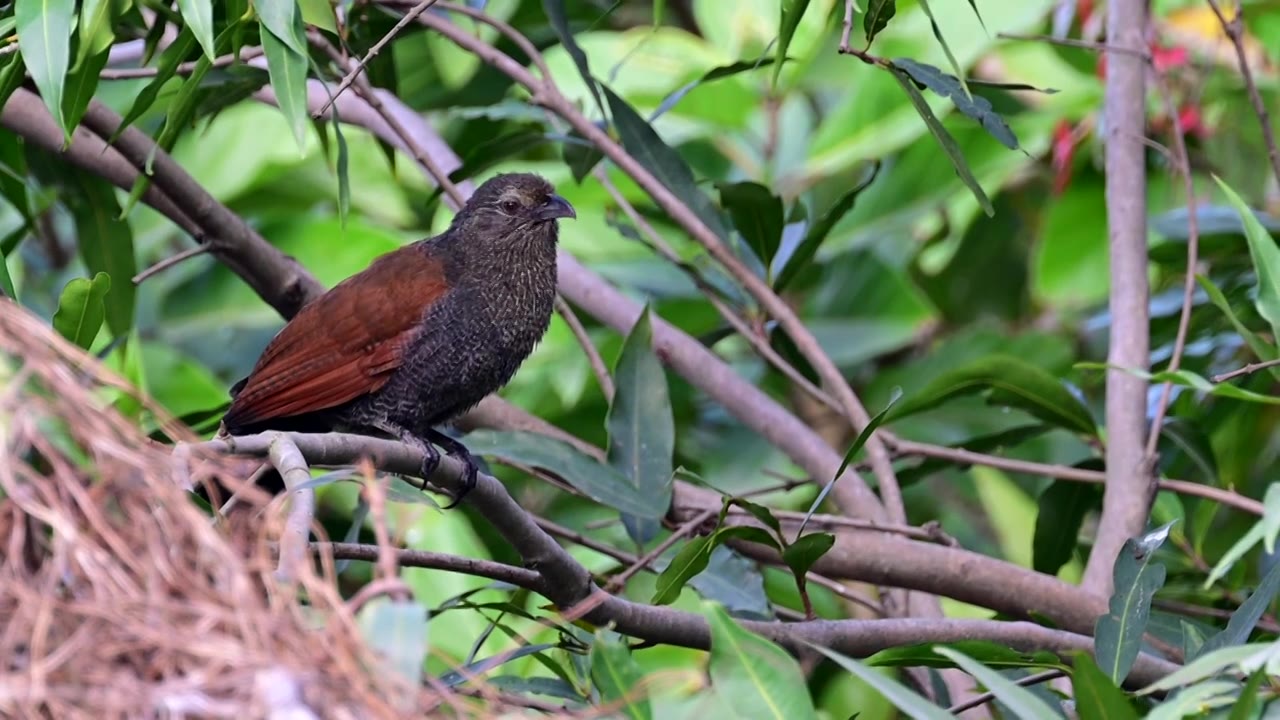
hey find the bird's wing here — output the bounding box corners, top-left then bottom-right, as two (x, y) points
(223, 245), (449, 429)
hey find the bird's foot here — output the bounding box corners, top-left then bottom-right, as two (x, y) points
(425, 429), (478, 509)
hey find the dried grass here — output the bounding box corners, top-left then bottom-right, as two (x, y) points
(0, 301), (521, 719)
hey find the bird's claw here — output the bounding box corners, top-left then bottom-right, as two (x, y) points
(439, 447), (478, 510)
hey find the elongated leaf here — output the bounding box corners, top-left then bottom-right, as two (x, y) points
(602, 85), (729, 240)
(892, 58), (1019, 150)
(889, 67), (993, 216)
(863, 0), (896, 45)
(1137, 642), (1265, 694)
(934, 647), (1062, 719)
(1071, 653), (1139, 720)
(332, 109), (350, 227)
(704, 603), (818, 720)
(1204, 520), (1265, 588)
(890, 355), (1096, 435)
(1095, 522), (1174, 684)
(0, 255), (14, 299)
(177, 0), (216, 60)
(262, 23), (309, 153)
(113, 29), (198, 138)
(53, 272), (111, 350)
(1197, 555), (1280, 658)
(774, 164), (877, 292)
(76, 0), (118, 68)
(462, 430), (665, 520)
(298, 0), (338, 33)
(1196, 274), (1277, 373)
(774, 0), (810, 85)
(61, 48), (110, 141)
(15, 0), (75, 139)
(914, 0), (968, 98)
(806, 643), (954, 720)
(543, 0), (605, 118)
(0, 55), (28, 127)
(71, 177), (136, 336)
(652, 535), (713, 605)
(1084, 363), (1280, 406)
(651, 56), (779, 121)
(1033, 481), (1100, 575)
(255, 0), (308, 56)
(866, 640), (1065, 670)
(1216, 175), (1280, 345)
(780, 532), (834, 579)
(1227, 669), (1266, 720)
(608, 308), (675, 543)
(718, 181), (784, 273)
(1265, 483), (1280, 553)
(590, 631), (651, 720)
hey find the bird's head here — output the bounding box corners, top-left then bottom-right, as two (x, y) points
(450, 173), (576, 244)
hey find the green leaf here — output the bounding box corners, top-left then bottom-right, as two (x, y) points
(914, 0), (969, 99)
(1196, 274), (1277, 375)
(15, 0), (76, 139)
(543, 0), (605, 119)
(799, 387), (900, 534)
(806, 643), (954, 720)
(262, 22), (309, 153)
(652, 56), (781, 121)
(61, 48), (110, 145)
(52, 272), (111, 350)
(889, 67), (992, 216)
(429, 131), (550, 205)
(590, 631), (651, 720)
(607, 307), (675, 544)
(355, 597), (428, 684)
(562, 130), (604, 183)
(1137, 642), (1266, 694)
(177, 0), (216, 60)
(729, 498), (783, 539)
(255, 0), (308, 57)
(866, 641), (1065, 671)
(0, 255), (15, 299)
(1033, 481), (1100, 575)
(652, 535), (714, 606)
(1095, 522), (1173, 684)
(602, 84), (729, 241)
(718, 181), (784, 273)
(1070, 653), (1139, 720)
(773, 167), (878, 293)
(704, 603), (818, 720)
(298, 0), (337, 33)
(1226, 669), (1266, 720)
(1197, 555), (1280, 658)
(113, 29), (198, 138)
(892, 58), (1019, 150)
(1204, 520), (1265, 588)
(934, 647), (1063, 719)
(780, 532), (834, 579)
(331, 110), (350, 227)
(76, 0), (118, 69)
(70, 176), (136, 337)
(1216, 175), (1280, 345)
(683, 544), (772, 618)
(890, 355), (1096, 436)
(462, 430), (665, 520)
(774, 0), (810, 85)
(863, 0), (896, 45)
(0, 54), (28, 123)
(1084, 364), (1280, 406)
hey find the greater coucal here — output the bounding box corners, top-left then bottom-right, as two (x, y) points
(219, 173), (576, 508)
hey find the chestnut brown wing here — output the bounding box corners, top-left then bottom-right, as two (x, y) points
(222, 245), (449, 429)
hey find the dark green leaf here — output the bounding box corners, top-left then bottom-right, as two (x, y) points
(70, 176), (136, 336)
(892, 58), (1018, 150)
(781, 532), (834, 579)
(562, 129), (604, 183)
(1216, 176), (1280, 345)
(1033, 481), (1100, 575)
(61, 48), (110, 134)
(889, 67), (993, 216)
(543, 0), (605, 119)
(774, 0), (811, 85)
(866, 641), (1065, 670)
(652, 535), (714, 605)
(608, 307), (675, 543)
(487, 676), (585, 702)
(298, 0), (337, 33)
(76, 0), (118, 68)
(0, 128), (32, 229)
(16, 0), (75, 138)
(602, 85), (729, 240)
(888, 355), (1097, 436)
(255, 0), (308, 56)
(1157, 417), (1219, 482)
(863, 0), (896, 45)
(463, 430), (665, 520)
(1196, 275), (1277, 376)
(332, 109), (350, 228)
(1227, 669), (1266, 720)
(52, 272), (111, 349)
(177, 0), (216, 60)
(729, 498), (783, 538)
(686, 544), (771, 619)
(1095, 522), (1173, 684)
(718, 181), (785, 272)
(1071, 653), (1139, 720)
(113, 29), (198, 138)
(590, 631), (651, 720)
(262, 21), (309, 152)
(1197, 557), (1280, 658)
(441, 643), (561, 686)
(429, 131), (550, 205)
(651, 56), (780, 121)
(0, 255), (14, 299)
(0, 54), (28, 125)
(914, 0), (968, 98)
(705, 604), (818, 719)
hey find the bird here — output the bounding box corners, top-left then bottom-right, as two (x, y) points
(217, 173), (575, 509)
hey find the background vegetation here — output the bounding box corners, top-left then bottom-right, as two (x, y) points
(4, 0), (1280, 717)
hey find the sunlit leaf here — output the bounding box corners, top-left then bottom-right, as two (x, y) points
(590, 631), (651, 720)
(76, 0), (118, 68)
(255, 0), (308, 56)
(53, 272), (111, 350)
(1137, 642), (1265, 694)
(177, 0), (216, 60)
(15, 0), (75, 139)
(774, 0), (811, 85)
(1095, 522), (1173, 684)
(70, 176), (136, 337)
(1216, 175), (1280, 345)
(262, 21), (310, 153)
(705, 603), (818, 719)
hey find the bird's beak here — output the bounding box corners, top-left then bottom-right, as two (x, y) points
(537, 194), (577, 221)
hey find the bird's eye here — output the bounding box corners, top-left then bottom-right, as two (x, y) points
(501, 199), (520, 214)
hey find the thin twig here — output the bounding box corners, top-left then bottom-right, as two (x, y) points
(996, 32), (1150, 57)
(132, 244), (209, 284)
(1205, 0), (1280, 187)
(1213, 358), (1280, 383)
(100, 47), (265, 80)
(946, 669), (1067, 715)
(314, 0), (440, 118)
(555, 296), (614, 401)
(603, 508), (716, 594)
